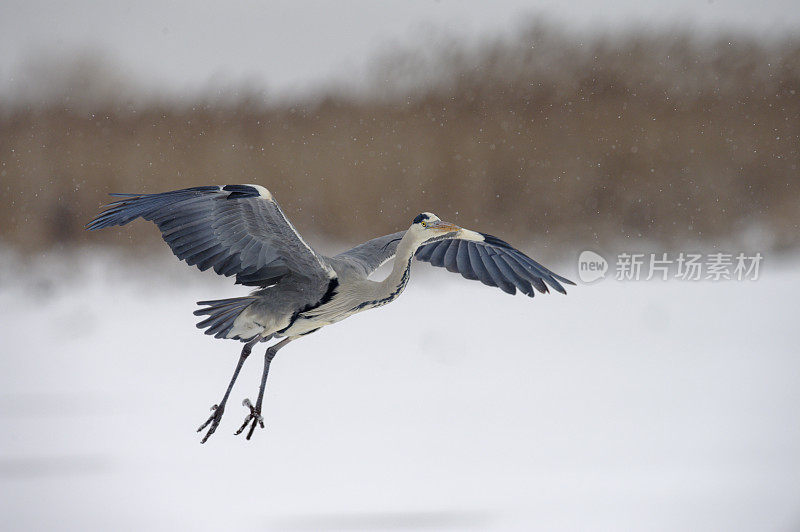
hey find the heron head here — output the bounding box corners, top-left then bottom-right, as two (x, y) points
(410, 212), (461, 241)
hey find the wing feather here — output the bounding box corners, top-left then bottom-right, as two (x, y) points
(87, 185), (333, 286)
(493, 254), (534, 296)
(467, 241), (497, 287)
(476, 245), (516, 294)
(429, 239), (451, 268)
(415, 231), (574, 297)
(330, 224), (574, 301)
(456, 242), (479, 280)
(443, 240), (461, 273)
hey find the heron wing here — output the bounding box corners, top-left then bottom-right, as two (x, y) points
(415, 232), (575, 296)
(86, 184), (334, 286)
(332, 231), (406, 277)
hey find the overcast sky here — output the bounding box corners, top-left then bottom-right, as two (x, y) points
(1, 0), (798, 101)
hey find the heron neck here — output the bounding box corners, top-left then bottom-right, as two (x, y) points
(378, 231), (420, 299)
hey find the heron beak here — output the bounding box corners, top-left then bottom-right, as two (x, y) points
(428, 220), (461, 233)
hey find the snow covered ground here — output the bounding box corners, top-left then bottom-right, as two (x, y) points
(1, 250), (798, 531)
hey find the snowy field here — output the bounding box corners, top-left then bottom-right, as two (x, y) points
(1, 250), (798, 531)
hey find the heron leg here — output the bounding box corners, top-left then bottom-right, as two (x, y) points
(235, 337), (294, 440)
(197, 336), (260, 444)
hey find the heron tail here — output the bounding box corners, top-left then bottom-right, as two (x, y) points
(194, 296), (264, 341)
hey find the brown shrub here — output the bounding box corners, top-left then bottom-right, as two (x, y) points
(1, 25), (798, 258)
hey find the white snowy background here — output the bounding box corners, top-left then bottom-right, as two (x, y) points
(2, 1), (800, 530)
(1, 249), (798, 531)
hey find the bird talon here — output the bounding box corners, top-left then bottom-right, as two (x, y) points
(197, 404), (225, 443)
(235, 398), (265, 439)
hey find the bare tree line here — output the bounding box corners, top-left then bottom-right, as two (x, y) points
(1, 24), (798, 257)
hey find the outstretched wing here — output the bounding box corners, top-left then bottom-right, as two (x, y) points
(86, 184), (334, 286)
(334, 227), (574, 297)
(332, 231), (406, 276)
(415, 232), (575, 296)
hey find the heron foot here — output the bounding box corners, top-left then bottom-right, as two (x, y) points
(197, 404), (225, 444)
(234, 398), (265, 440)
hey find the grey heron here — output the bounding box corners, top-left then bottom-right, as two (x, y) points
(87, 184), (574, 442)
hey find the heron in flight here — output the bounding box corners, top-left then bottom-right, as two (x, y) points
(87, 184), (574, 442)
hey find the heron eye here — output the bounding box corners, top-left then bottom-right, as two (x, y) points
(421, 221), (427, 227)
